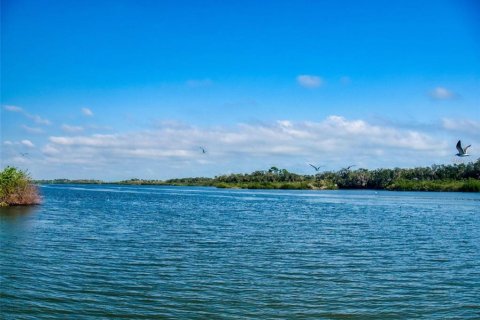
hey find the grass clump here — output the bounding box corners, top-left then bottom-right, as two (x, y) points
(0, 167), (41, 206)
(387, 178), (480, 192)
(458, 179), (480, 192)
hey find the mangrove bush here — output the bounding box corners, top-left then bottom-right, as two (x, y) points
(0, 166), (40, 206)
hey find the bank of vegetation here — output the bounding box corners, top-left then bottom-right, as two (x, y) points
(163, 161), (480, 192)
(0, 167), (41, 206)
(34, 159), (480, 192)
(36, 179), (103, 184)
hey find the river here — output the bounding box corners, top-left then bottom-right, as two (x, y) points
(1, 185), (479, 319)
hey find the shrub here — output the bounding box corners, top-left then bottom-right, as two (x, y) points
(459, 179), (480, 192)
(0, 167), (41, 206)
(387, 178), (480, 192)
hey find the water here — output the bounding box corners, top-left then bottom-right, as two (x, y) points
(1, 185), (479, 319)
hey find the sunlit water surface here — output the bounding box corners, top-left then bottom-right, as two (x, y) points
(1, 185), (479, 319)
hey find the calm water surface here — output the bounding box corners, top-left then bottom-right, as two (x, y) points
(1, 185), (479, 319)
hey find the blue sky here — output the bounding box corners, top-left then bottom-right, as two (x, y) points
(1, 0), (479, 180)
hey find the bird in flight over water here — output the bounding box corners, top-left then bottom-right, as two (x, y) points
(199, 147), (207, 154)
(455, 140), (471, 157)
(308, 164), (324, 171)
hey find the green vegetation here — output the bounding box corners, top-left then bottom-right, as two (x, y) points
(33, 159), (480, 192)
(0, 167), (41, 206)
(166, 160), (480, 192)
(35, 179), (103, 184)
(209, 167), (336, 190)
(116, 178), (173, 185)
(388, 179), (480, 192)
(161, 160), (480, 192)
(157, 177), (214, 186)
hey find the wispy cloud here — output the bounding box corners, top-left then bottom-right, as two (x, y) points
(297, 75), (324, 88)
(442, 118), (480, 136)
(21, 140), (35, 148)
(87, 124), (113, 131)
(186, 79), (213, 88)
(61, 124), (84, 133)
(4, 105), (23, 112)
(30, 115), (51, 125)
(3, 139), (35, 148)
(81, 107), (94, 116)
(3, 105), (51, 125)
(429, 87), (457, 100)
(22, 125), (44, 134)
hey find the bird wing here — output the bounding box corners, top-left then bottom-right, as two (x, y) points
(464, 145), (471, 153)
(456, 140), (464, 154)
(309, 164), (317, 170)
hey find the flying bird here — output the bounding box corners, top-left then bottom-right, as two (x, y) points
(199, 147), (207, 154)
(19, 152), (29, 157)
(308, 164), (324, 171)
(344, 165), (356, 170)
(455, 140), (471, 157)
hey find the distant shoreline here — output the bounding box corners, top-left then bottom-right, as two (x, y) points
(35, 179), (480, 192)
(35, 160), (480, 192)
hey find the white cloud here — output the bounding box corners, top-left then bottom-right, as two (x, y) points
(21, 140), (35, 148)
(82, 108), (94, 116)
(442, 118), (480, 135)
(429, 87), (457, 100)
(22, 125), (44, 134)
(186, 79), (213, 88)
(30, 115), (51, 125)
(4, 105), (23, 112)
(61, 124), (84, 133)
(41, 144), (61, 156)
(277, 120), (293, 128)
(43, 116), (449, 174)
(4, 139), (35, 148)
(297, 75), (324, 88)
(3, 105), (51, 125)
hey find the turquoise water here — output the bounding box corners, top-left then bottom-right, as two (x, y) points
(1, 185), (479, 319)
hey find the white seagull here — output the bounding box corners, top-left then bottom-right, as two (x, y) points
(455, 140), (471, 157)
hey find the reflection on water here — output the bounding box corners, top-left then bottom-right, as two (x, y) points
(0, 205), (38, 221)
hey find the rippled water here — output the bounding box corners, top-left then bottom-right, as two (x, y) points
(1, 185), (479, 319)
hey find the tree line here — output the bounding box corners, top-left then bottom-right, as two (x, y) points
(32, 159), (480, 192)
(165, 159), (480, 191)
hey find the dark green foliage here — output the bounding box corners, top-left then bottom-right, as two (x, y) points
(388, 179), (480, 192)
(459, 179), (480, 192)
(311, 159), (480, 191)
(214, 167), (306, 185)
(163, 177), (214, 186)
